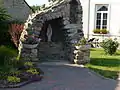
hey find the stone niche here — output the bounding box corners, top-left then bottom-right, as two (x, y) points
(20, 0), (85, 63)
(38, 18), (68, 61)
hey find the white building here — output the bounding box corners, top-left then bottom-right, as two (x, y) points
(80, 0), (120, 42)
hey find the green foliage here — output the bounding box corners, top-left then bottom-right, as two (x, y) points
(41, 4), (46, 9)
(79, 37), (87, 45)
(24, 62), (33, 67)
(0, 8), (16, 48)
(0, 22), (14, 47)
(93, 29), (109, 34)
(10, 20), (24, 24)
(0, 46), (19, 76)
(76, 37), (89, 46)
(7, 76), (20, 83)
(9, 69), (21, 75)
(100, 38), (119, 55)
(26, 68), (39, 75)
(101, 29), (109, 34)
(0, 71), (9, 79)
(0, 8), (10, 21)
(31, 5), (41, 12)
(93, 29), (100, 33)
(0, 46), (17, 66)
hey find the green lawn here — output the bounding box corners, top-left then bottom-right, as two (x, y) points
(85, 48), (120, 80)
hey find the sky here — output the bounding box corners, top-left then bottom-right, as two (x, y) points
(25, 0), (49, 6)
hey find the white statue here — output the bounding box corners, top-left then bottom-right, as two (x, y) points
(47, 24), (52, 42)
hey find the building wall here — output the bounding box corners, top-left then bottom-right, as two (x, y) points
(80, 0), (89, 38)
(2, 0), (32, 22)
(80, 0), (120, 42)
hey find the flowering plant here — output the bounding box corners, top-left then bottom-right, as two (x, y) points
(75, 37), (89, 46)
(21, 25), (41, 44)
(22, 32), (41, 44)
(22, 34), (41, 44)
(9, 23), (24, 47)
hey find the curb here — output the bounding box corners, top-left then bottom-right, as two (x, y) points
(87, 68), (117, 82)
(0, 76), (43, 88)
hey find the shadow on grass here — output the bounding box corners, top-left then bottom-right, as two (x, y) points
(90, 58), (120, 67)
(90, 48), (96, 51)
(115, 53), (120, 56)
(88, 67), (119, 79)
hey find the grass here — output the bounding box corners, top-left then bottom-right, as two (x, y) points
(85, 48), (120, 80)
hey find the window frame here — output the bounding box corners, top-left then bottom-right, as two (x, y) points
(94, 4), (110, 30)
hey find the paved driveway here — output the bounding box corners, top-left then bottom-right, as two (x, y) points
(3, 62), (118, 90)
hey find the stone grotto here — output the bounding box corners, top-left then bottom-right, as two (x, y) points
(19, 0), (90, 64)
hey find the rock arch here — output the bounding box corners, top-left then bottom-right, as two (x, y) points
(19, 0), (84, 63)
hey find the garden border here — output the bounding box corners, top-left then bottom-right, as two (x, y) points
(0, 75), (43, 88)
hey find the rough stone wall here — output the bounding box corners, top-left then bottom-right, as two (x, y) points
(19, 0), (85, 63)
(74, 45), (90, 64)
(38, 42), (66, 61)
(3, 0), (33, 22)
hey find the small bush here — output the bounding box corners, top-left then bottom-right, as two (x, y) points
(9, 23), (24, 47)
(26, 68), (39, 75)
(7, 76), (20, 83)
(79, 37), (87, 45)
(0, 46), (17, 66)
(0, 8), (14, 47)
(24, 62), (33, 67)
(100, 38), (119, 55)
(0, 22), (14, 47)
(0, 8), (11, 21)
(75, 37), (89, 46)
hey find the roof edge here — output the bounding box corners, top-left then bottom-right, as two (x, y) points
(23, 0), (35, 13)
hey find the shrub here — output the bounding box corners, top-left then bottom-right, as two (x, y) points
(0, 22), (15, 47)
(24, 62), (33, 67)
(26, 68), (39, 75)
(75, 37), (89, 46)
(7, 76), (20, 83)
(22, 34), (41, 44)
(0, 8), (15, 47)
(0, 46), (17, 68)
(0, 8), (11, 46)
(100, 38), (119, 55)
(0, 72), (8, 80)
(79, 37), (87, 45)
(9, 23), (24, 47)
(0, 8), (11, 21)
(31, 5), (41, 12)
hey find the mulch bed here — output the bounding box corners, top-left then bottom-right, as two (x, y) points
(0, 74), (43, 88)
(0, 65), (44, 88)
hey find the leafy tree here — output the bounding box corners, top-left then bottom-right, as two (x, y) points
(0, 8), (14, 47)
(48, 0), (62, 2)
(0, 7), (10, 21)
(31, 5), (41, 11)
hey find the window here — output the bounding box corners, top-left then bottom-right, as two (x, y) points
(95, 4), (109, 29)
